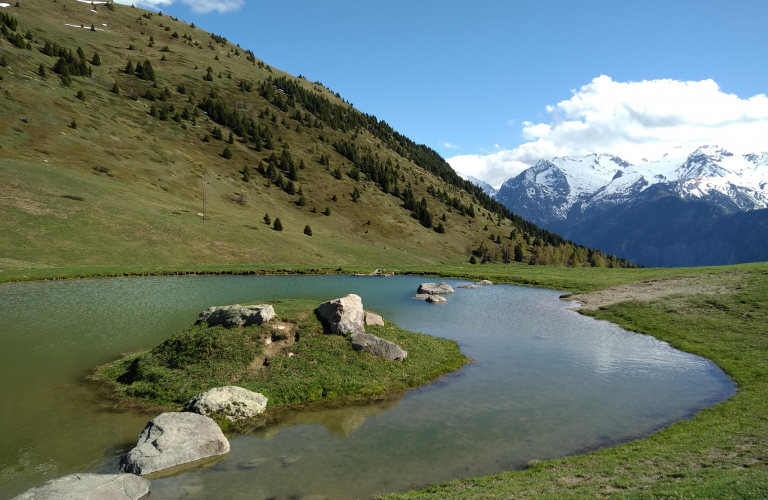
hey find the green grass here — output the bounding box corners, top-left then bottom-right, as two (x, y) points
(377, 267), (768, 499)
(95, 299), (468, 424)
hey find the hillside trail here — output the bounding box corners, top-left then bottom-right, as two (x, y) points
(563, 272), (744, 311)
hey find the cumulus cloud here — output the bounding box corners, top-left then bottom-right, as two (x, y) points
(115, 0), (243, 14)
(442, 142), (460, 149)
(449, 76), (768, 187)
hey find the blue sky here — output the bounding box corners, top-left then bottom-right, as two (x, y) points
(124, 0), (768, 186)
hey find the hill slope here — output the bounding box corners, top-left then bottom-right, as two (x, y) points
(0, 1), (632, 271)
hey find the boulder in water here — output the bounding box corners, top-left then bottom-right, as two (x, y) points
(417, 282), (455, 295)
(184, 386), (268, 422)
(120, 412), (230, 476)
(11, 473), (150, 500)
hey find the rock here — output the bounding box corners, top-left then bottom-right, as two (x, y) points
(196, 304), (275, 327)
(11, 473), (150, 500)
(316, 294), (365, 335)
(364, 311), (384, 326)
(426, 295), (447, 303)
(412, 293), (430, 299)
(457, 285), (476, 289)
(120, 412), (230, 476)
(417, 282), (455, 295)
(350, 332), (407, 361)
(184, 386), (268, 422)
(475, 280), (493, 286)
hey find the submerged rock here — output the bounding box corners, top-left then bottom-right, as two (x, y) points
(412, 293), (430, 299)
(184, 386), (268, 422)
(475, 280), (493, 286)
(351, 332), (407, 361)
(417, 282), (455, 295)
(120, 412), (230, 476)
(426, 295), (447, 303)
(196, 304), (275, 327)
(317, 294), (365, 335)
(457, 285), (476, 289)
(11, 473), (150, 500)
(364, 311), (385, 326)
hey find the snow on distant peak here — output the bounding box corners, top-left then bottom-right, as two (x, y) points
(463, 175), (498, 197)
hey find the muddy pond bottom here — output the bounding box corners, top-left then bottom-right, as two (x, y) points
(0, 275), (734, 499)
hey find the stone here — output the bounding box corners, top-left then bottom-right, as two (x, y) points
(412, 293), (430, 299)
(426, 295), (447, 303)
(316, 294), (365, 335)
(475, 280), (493, 286)
(364, 311), (384, 326)
(11, 473), (150, 500)
(196, 304), (275, 327)
(184, 386), (268, 422)
(350, 332), (407, 361)
(120, 412), (230, 476)
(417, 282), (455, 295)
(457, 285), (476, 289)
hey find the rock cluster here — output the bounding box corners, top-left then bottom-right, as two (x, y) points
(316, 294), (365, 335)
(11, 473), (150, 500)
(351, 332), (407, 361)
(184, 386), (268, 422)
(417, 282), (455, 295)
(196, 304), (275, 327)
(119, 412), (230, 476)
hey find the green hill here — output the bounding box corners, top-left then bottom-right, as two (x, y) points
(0, 1), (632, 271)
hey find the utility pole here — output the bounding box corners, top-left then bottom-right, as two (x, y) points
(201, 180), (208, 222)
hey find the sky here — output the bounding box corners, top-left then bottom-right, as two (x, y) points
(117, 0), (768, 188)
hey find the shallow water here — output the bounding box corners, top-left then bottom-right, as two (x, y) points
(0, 275), (734, 499)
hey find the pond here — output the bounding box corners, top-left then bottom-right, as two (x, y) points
(0, 275), (735, 499)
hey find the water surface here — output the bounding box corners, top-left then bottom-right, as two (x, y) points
(0, 275), (734, 499)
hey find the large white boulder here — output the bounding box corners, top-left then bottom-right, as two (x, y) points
(119, 412), (230, 476)
(196, 304), (275, 327)
(417, 282), (455, 295)
(184, 386), (267, 422)
(317, 294), (365, 335)
(11, 473), (149, 500)
(351, 332), (407, 361)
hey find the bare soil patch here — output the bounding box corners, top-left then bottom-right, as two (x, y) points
(564, 273), (743, 311)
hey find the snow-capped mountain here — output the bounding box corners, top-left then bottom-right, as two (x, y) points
(492, 146), (768, 267)
(495, 146), (768, 226)
(463, 175), (498, 198)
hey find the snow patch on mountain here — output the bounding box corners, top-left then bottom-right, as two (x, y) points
(463, 175), (498, 198)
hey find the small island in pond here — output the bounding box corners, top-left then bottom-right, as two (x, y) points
(95, 297), (468, 428)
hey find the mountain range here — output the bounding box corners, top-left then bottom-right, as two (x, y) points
(475, 146), (768, 267)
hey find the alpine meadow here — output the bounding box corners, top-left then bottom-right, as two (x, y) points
(1, 2), (767, 500)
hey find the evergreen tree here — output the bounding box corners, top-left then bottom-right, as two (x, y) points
(125, 60), (135, 75)
(323, 207), (331, 216)
(435, 222), (445, 234)
(38, 63), (45, 78)
(227, 131), (234, 144)
(303, 225), (312, 236)
(469, 255), (477, 264)
(273, 218), (283, 231)
(514, 244), (524, 262)
(222, 147), (232, 159)
(76, 89), (86, 102)
(263, 213), (271, 225)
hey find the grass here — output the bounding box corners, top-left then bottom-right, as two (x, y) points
(376, 266), (768, 499)
(95, 298), (468, 429)
(0, 1), (527, 271)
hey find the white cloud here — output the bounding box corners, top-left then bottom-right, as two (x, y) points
(114, 0), (243, 14)
(442, 142), (460, 149)
(449, 76), (768, 187)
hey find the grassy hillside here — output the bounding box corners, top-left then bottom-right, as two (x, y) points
(0, 0), (614, 272)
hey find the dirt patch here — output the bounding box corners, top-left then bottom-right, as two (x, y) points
(564, 273), (742, 311)
(247, 322), (297, 372)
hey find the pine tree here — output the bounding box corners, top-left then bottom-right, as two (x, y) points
(273, 218), (283, 231)
(514, 244), (523, 262)
(222, 147), (232, 159)
(38, 64), (45, 78)
(323, 207), (331, 216)
(304, 225), (312, 236)
(227, 131), (234, 144)
(263, 213), (271, 225)
(76, 89), (86, 102)
(125, 60), (135, 75)
(469, 255), (477, 264)
(242, 167), (251, 182)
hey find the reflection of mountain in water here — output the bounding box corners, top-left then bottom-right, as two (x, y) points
(254, 393), (404, 440)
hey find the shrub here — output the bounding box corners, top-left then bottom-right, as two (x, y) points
(76, 89), (86, 102)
